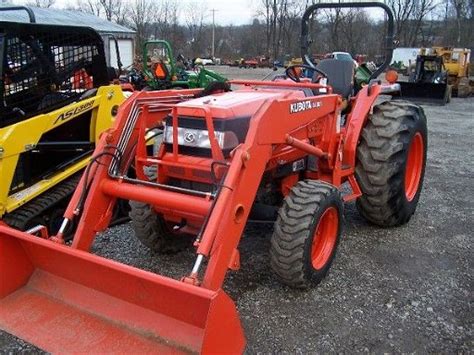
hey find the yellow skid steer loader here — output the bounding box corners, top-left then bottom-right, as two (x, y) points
(0, 9), (126, 234)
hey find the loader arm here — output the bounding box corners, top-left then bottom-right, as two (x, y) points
(199, 94), (339, 290)
(65, 87), (340, 291)
(61, 89), (201, 249)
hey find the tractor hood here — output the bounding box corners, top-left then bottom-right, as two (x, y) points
(164, 88), (307, 158)
(175, 89), (306, 119)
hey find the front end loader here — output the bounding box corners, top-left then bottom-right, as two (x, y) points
(0, 3), (428, 353)
(397, 54), (451, 105)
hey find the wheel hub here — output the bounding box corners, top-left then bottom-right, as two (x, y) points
(311, 207), (338, 270)
(405, 132), (424, 202)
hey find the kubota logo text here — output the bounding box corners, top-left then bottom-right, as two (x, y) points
(289, 100), (322, 114)
(54, 101), (94, 124)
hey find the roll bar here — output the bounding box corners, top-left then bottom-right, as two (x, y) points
(0, 6), (36, 23)
(301, 2), (394, 81)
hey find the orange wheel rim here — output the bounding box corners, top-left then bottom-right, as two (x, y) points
(405, 132), (424, 202)
(311, 207), (338, 270)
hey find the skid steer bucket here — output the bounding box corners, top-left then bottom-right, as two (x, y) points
(0, 226), (245, 354)
(397, 81), (450, 105)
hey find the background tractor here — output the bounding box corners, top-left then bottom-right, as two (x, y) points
(397, 47), (472, 104)
(428, 47), (472, 97)
(0, 2), (428, 353)
(0, 7), (126, 235)
(398, 53), (452, 104)
(138, 39), (227, 90)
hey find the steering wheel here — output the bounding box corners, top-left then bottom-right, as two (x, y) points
(285, 64), (328, 83)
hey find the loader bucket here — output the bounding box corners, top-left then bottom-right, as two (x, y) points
(397, 81), (449, 105)
(0, 226), (245, 354)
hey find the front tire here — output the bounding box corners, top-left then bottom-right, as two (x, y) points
(129, 201), (190, 253)
(270, 180), (343, 289)
(355, 100), (427, 227)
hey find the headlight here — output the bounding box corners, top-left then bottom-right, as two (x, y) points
(163, 124), (239, 150)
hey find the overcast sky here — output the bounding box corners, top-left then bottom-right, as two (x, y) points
(13, 0), (388, 26)
(188, 0), (257, 25)
(14, 0), (259, 26)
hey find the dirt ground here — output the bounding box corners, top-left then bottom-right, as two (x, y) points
(1, 66), (472, 353)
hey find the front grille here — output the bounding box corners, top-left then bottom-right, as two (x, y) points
(164, 115), (250, 158)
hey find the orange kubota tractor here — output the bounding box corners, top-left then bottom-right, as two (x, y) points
(0, 2), (427, 353)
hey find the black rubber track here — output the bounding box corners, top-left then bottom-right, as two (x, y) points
(355, 100), (427, 227)
(129, 201), (191, 254)
(3, 172), (82, 231)
(270, 180), (343, 289)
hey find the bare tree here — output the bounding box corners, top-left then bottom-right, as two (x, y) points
(324, 9), (345, 51)
(129, 0), (158, 53)
(256, 0), (275, 58)
(99, 0), (121, 21)
(73, 0), (102, 17)
(387, 0), (436, 46)
(339, 10), (373, 55)
(257, 0), (301, 60)
(154, 0), (180, 41)
(26, 0), (56, 8)
(387, 0), (416, 46)
(410, 0), (436, 46)
(185, 1), (208, 57)
(280, 1), (304, 57)
(112, 2), (129, 26)
(450, 0), (469, 45)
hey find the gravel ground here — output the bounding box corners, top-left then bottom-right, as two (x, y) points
(1, 67), (472, 353)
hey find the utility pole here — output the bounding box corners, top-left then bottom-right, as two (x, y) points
(211, 9), (217, 59)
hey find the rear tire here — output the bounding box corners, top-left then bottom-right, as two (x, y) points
(129, 201), (190, 253)
(270, 180), (343, 289)
(355, 100), (427, 227)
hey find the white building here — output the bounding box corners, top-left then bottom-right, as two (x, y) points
(0, 5), (135, 69)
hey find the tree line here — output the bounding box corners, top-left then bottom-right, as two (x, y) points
(24, 0), (474, 62)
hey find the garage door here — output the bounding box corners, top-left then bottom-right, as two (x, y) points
(109, 38), (134, 69)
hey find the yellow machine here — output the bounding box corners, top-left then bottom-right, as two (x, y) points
(421, 47), (472, 97)
(0, 19), (126, 233)
(285, 57), (304, 67)
(0, 86), (124, 230)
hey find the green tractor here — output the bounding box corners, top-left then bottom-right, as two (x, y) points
(142, 40), (227, 90)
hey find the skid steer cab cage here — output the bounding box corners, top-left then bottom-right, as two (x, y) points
(0, 21), (110, 126)
(0, 68), (383, 352)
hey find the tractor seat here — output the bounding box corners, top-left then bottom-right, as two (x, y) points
(315, 59), (354, 98)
